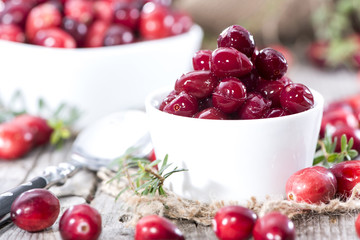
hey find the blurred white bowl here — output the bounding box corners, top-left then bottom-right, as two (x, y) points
(145, 87), (324, 203)
(0, 24), (203, 128)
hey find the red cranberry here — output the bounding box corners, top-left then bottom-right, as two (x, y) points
(11, 189), (60, 232)
(251, 47), (259, 63)
(113, 2), (140, 31)
(331, 124), (360, 152)
(356, 213), (360, 238)
(255, 48), (288, 80)
(93, 0), (113, 23)
(64, 0), (94, 24)
(159, 90), (177, 111)
(194, 107), (228, 120)
(211, 47), (253, 78)
(135, 215), (184, 240)
(237, 93), (272, 120)
(257, 79), (288, 107)
(286, 166), (337, 204)
(174, 70), (217, 99)
(280, 83), (314, 114)
(163, 92), (198, 117)
(198, 96), (213, 111)
(278, 76), (293, 86)
(263, 108), (287, 118)
(84, 20), (109, 48)
(0, 122), (33, 160)
(307, 41), (329, 68)
(324, 101), (353, 115)
(103, 24), (135, 46)
(212, 205), (257, 240)
(170, 11), (192, 35)
(0, 0), (32, 28)
(33, 28), (77, 48)
(252, 212), (295, 240)
(239, 70), (261, 92)
(320, 108), (359, 138)
(62, 17), (88, 47)
(192, 50), (212, 71)
(0, 23), (25, 42)
(330, 160), (360, 200)
(59, 204), (102, 240)
(212, 77), (247, 114)
(217, 25), (255, 58)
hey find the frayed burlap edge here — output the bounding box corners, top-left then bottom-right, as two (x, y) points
(97, 167), (360, 226)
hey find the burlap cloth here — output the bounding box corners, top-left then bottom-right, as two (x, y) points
(97, 168), (360, 226)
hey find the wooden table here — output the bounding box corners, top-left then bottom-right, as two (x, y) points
(1, 65), (360, 239)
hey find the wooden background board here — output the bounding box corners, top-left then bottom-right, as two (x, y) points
(0, 65), (360, 239)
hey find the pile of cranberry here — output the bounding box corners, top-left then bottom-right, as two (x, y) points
(159, 25), (315, 120)
(0, 0), (192, 48)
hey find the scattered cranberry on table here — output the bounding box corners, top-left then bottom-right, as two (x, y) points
(59, 204), (102, 240)
(10, 189), (60, 232)
(356, 213), (360, 238)
(159, 24), (315, 119)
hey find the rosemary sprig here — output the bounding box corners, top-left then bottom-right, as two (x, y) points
(108, 147), (187, 198)
(313, 127), (358, 167)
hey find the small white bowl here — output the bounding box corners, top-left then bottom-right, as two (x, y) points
(145, 87), (324, 202)
(0, 25), (203, 128)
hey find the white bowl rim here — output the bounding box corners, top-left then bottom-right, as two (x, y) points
(145, 85), (325, 124)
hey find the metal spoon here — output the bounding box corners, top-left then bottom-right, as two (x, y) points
(0, 110), (152, 221)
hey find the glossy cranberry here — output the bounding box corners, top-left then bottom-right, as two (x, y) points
(62, 17), (88, 47)
(356, 213), (360, 238)
(59, 204), (102, 240)
(330, 161), (360, 200)
(280, 83), (314, 114)
(212, 77), (247, 114)
(251, 47), (259, 63)
(11, 189), (60, 232)
(170, 11), (192, 35)
(239, 70), (260, 92)
(84, 20), (109, 47)
(0, 23), (25, 42)
(194, 107), (227, 120)
(0, 0), (32, 28)
(211, 47), (253, 78)
(198, 97), (213, 111)
(252, 212), (295, 240)
(159, 90), (177, 111)
(0, 122), (33, 160)
(93, 0), (113, 23)
(217, 25), (255, 58)
(278, 76), (293, 86)
(64, 0), (94, 24)
(255, 48), (288, 80)
(26, 3), (62, 41)
(269, 44), (294, 69)
(324, 100), (354, 115)
(113, 2), (140, 31)
(175, 70), (217, 99)
(163, 91), (198, 117)
(103, 24), (135, 46)
(212, 205), (257, 240)
(331, 125), (360, 152)
(238, 93), (272, 119)
(13, 114), (53, 146)
(135, 215), (184, 240)
(33, 28), (77, 48)
(320, 108), (359, 138)
(139, 2), (172, 40)
(286, 166), (337, 204)
(263, 108), (287, 118)
(192, 50), (212, 71)
(257, 79), (288, 107)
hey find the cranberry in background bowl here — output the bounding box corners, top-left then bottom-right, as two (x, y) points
(145, 86), (324, 202)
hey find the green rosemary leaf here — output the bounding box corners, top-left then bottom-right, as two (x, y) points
(327, 153), (338, 163)
(341, 135), (347, 152)
(148, 159), (161, 168)
(313, 155), (326, 165)
(349, 150), (359, 158)
(348, 137), (354, 150)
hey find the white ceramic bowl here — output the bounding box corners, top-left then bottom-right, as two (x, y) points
(145, 87), (324, 203)
(0, 25), (203, 129)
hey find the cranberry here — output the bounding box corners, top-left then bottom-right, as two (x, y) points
(163, 91), (198, 117)
(194, 107), (227, 120)
(170, 11), (192, 35)
(59, 204), (102, 240)
(286, 166), (337, 204)
(217, 25), (255, 58)
(212, 205), (257, 240)
(0, 23), (25, 42)
(212, 77), (247, 114)
(64, 0), (94, 24)
(330, 160), (360, 200)
(62, 17), (88, 47)
(113, 2), (140, 31)
(255, 48), (288, 80)
(320, 108), (359, 138)
(198, 96), (213, 111)
(251, 47), (259, 63)
(239, 70), (260, 92)
(331, 124), (360, 152)
(278, 76), (293, 86)
(324, 100), (354, 115)
(13, 114), (53, 146)
(192, 50), (212, 71)
(33, 28), (77, 48)
(135, 215), (184, 240)
(84, 20), (109, 47)
(26, 3), (62, 41)
(237, 93), (272, 120)
(252, 212), (295, 240)
(279, 83), (314, 114)
(103, 24), (135, 46)
(263, 108), (287, 118)
(0, 0), (32, 28)
(175, 70), (217, 99)
(211, 47), (253, 78)
(11, 189), (60, 232)
(0, 122), (33, 160)
(93, 0), (113, 23)
(159, 90), (177, 111)
(307, 41), (329, 68)
(257, 79), (288, 107)
(356, 213), (360, 238)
